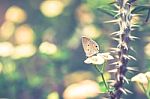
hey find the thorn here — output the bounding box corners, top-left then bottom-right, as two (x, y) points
(112, 37), (120, 41)
(104, 19), (120, 23)
(131, 14), (143, 17)
(129, 35), (140, 40)
(114, 4), (120, 9)
(109, 61), (120, 66)
(114, 12), (121, 18)
(117, 74), (120, 81)
(123, 76), (129, 84)
(130, 47), (136, 52)
(124, 88), (133, 94)
(119, 87), (128, 95)
(111, 10), (119, 13)
(131, 28), (135, 31)
(128, 70), (135, 74)
(108, 69), (118, 73)
(123, 55), (130, 60)
(110, 31), (122, 36)
(131, 24), (140, 28)
(128, 55), (136, 60)
(110, 48), (120, 52)
(127, 67), (138, 71)
(108, 80), (116, 86)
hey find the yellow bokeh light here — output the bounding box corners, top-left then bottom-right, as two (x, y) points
(64, 71), (95, 86)
(61, 0), (71, 6)
(39, 42), (57, 55)
(5, 6), (27, 23)
(47, 91), (59, 99)
(76, 4), (94, 25)
(0, 21), (15, 40)
(63, 80), (100, 99)
(12, 44), (36, 59)
(0, 42), (14, 57)
(15, 24), (35, 44)
(144, 43), (150, 57)
(40, 1), (64, 17)
(82, 25), (101, 39)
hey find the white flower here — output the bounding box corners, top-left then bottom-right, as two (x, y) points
(145, 71), (150, 80)
(84, 52), (114, 65)
(84, 55), (105, 65)
(131, 73), (148, 84)
(97, 53), (114, 60)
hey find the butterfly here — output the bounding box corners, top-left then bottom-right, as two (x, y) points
(81, 36), (99, 57)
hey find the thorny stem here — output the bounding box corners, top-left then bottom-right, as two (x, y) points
(95, 64), (109, 92)
(110, 0), (132, 98)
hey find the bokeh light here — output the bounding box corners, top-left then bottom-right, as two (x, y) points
(47, 91), (59, 99)
(39, 42), (58, 55)
(5, 6), (27, 23)
(40, 0), (65, 17)
(0, 42), (14, 57)
(63, 80), (100, 99)
(0, 0), (149, 99)
(81, 25), (101, 39)
(144, 43), (150, 57)
(64, 71), (95, 86)
(76, 4), (94, 25)
(14, 24), (35, 44)
(12, 44), (36, 59)
(0, 21), (15, 40)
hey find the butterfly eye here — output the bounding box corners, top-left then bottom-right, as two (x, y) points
(88, 45), (89, 46)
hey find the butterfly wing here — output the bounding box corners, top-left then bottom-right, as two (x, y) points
(81, 36), (99, 57)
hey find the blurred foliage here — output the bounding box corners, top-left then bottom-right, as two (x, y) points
(0, 0), (149, 99)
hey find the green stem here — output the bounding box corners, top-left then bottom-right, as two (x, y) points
(101, 61), (105, 73)
(141, 83), (148, 98)
(147, 79), (150, 99)
(95, 65), (109, 92)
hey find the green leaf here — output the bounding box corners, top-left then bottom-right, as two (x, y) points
(97, 6), (116, 17)
(86, 0), (113, 9)
(131, 5), (150, 13)
(98, 81), (108, 93)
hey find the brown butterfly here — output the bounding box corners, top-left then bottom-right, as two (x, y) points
(81, 36), (99, 57)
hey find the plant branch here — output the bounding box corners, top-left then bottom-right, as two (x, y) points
(95, 65), (109, 92)
(110, 0), (133, 98)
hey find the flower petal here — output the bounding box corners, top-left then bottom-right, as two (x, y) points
(131, 73), (148, 84)
(97, 53), (114, 60)
(84, 55), (105, 65)
(145, 71), (150, 80)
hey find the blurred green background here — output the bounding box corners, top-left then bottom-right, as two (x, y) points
(0, 0), (150, 99)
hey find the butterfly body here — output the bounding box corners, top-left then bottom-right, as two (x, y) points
(81, 36), (99, 57)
